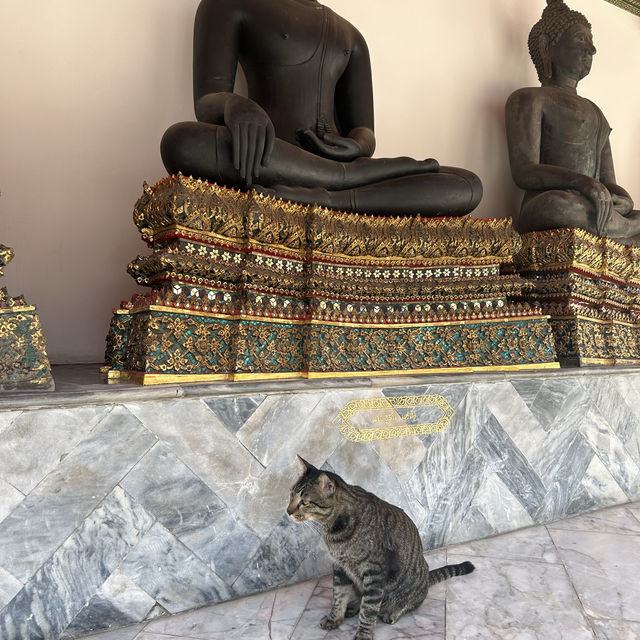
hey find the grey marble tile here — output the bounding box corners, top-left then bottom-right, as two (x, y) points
(448, 524), (560, 564)
(445, 553), (594, 639)
(232, 515), (322, 597)
(590, 617), (640, 640)
(120, 442), (231, 571)
(577, 403), (640, 498)
(288, 546), (333, 586)
(566, 454), (628, 517)
(511, 378), (544, 411)
(327, 438), (423, 524)
(236, 392), (325, 467)
(201, 509), (262, 584)
(290, 576), (445, 640)
(446, 471), (534, 546)
(60, 571), (155, 638)
(0, 411), (20, 437)
(409, 386), (487, 513)
(474, 409), (548, 518)
(0, 477), (23, 525)
(145, 580), (317, 640)
(0, 567), (22, 611)
(531, 377), (583, 428)
(0, 405), (113, 494)
(548, 527), (640, 622)
(202, 395), (266, 435)
(535, 431), (595, 522)
(581, 376), (640, 446)
(120, 522), (232, 614)
(420, 445), (488, 549)
(73, 625), (145, 640)
(124, 399), (264, 514)
(0, 486), (154, 640)
(0, 406), (157, 582)
(548, 503), (640, 535)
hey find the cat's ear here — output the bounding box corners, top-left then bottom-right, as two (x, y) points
(297, 455), (315, 472)
(317, 473), (335, 498)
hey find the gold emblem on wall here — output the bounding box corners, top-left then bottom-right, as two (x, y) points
(334, 395), (454, 442)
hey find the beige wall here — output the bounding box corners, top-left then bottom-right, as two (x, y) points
(0, 0), (638, 363)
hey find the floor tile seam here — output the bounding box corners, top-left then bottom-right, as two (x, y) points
(285, 579), (321, 638)
(544, 523), (599, 638)
(586, 611), (640, 625)
(546, 524), (640, 539)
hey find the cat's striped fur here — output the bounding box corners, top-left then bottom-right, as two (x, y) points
(287, 456), (474, 640)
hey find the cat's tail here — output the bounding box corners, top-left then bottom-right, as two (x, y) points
(428, 561), (475, 586)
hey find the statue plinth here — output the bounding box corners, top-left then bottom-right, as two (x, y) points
(0, 245), (54, 391)
(513, 228), (640, 365)
(104, 175), (558, 384)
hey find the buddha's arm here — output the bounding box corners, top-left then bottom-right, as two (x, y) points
(192, 0), (274, 183)
(506, 89), (613, 232)
(599, 139), (634, 215)
(298, 27), (375, 161)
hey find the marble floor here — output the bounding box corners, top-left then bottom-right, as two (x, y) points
(75, 501), (640, 640)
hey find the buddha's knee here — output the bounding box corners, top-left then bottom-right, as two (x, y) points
(439, 166), (483, 209)
(520, 190), (591, 233)
(160, 122), (230, 180)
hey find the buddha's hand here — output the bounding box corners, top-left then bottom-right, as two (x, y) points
(224, 95), (275, 184)
(578, 177), (613, 236)
(297, 129), (364, 161)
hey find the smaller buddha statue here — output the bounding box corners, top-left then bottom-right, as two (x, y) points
(505, 0), (640, 242)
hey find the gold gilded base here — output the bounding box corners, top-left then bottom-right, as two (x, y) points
(0, 245), (54, 391)
(515, 228), (640, 365)
(105, 176), (558, 383)
(106, 361), (559, 386)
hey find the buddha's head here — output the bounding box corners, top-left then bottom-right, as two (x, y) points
(528, 0), (594, 83)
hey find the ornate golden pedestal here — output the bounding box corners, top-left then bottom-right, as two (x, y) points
(513, 228), (640, 365)
(104, 176), (558, 384)
(0, 245), (54, 390)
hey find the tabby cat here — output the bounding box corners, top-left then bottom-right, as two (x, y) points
(287, 456), (474, 640)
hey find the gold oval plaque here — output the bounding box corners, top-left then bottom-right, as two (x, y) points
(334, 394), (454, 442)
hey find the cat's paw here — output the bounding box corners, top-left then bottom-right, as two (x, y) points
(320, 615), (343, 630)
(352, 632), (373, 640)
(379, 612), (400, 624)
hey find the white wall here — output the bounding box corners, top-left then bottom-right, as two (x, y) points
(0, 0), (638, 363)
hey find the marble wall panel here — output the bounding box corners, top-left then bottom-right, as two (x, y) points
(119, 522), (232, 613)
(0, 406), (156, 583)
(0, 406), (113, 494)
(120, 442), (227, 567)
(60, 571), (156, 639)
(1, 369), (640, 640)
(0, 477), (23, 524)
(0, 486), (154, 640)
(125, 399), (264, 513)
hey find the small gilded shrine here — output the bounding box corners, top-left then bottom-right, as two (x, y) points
(104, 175), (559, 384)
(0, 245), (54, 391)
(514, 229), (640, 366)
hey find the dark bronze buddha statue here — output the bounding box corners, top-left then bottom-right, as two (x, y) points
(506, 0), (640, 242)
(160, 0), (482, 216)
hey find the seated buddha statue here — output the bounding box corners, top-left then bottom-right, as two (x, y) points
(505, 0), (640, 242)
(160, 0), (482, 217)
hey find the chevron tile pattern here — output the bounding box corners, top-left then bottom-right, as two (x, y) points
(1, 371), (639, 639)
